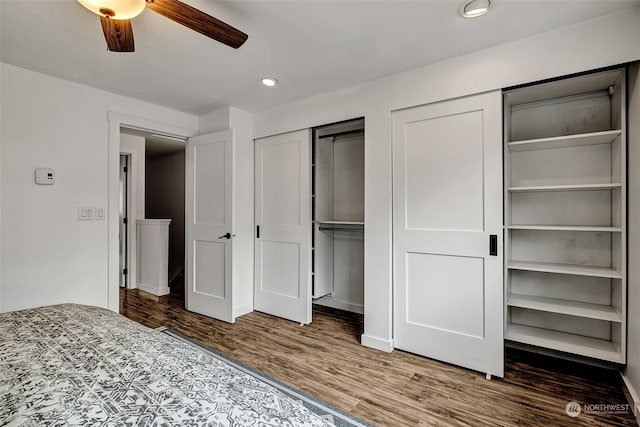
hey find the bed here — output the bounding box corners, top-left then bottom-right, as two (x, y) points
(0, 304), (334, 426)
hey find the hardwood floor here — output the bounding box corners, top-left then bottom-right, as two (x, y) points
(120, 288), (637, 426)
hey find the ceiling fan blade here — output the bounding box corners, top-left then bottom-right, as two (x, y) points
(145, 0), (248, 49)
(100, 17), (135, 52)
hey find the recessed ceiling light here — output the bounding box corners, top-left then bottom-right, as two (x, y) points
(261, 77), (278, 87)
(459, 0), (491, 18)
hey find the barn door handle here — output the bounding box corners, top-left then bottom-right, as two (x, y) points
(489, 234), (498, 256)
(218, 232), (231, 239)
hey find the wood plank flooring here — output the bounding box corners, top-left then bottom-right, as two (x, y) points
(120, 288), (637, 426)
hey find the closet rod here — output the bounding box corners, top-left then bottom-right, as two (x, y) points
(318, 226), (364, 232)
(317, 129), (364, 140)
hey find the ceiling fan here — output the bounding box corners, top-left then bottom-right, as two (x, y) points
(77, 0), (248, 52)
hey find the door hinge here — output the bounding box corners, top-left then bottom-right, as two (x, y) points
(123, 268), (128, 275)
(123, 218), (128, 224)
(123, 166), (128, 173)
(256, 225), (260, 238)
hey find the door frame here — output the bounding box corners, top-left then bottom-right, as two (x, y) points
(107, 112), (198, 311)
(118, 137), (145, 291)
(119, 153), (130, 288)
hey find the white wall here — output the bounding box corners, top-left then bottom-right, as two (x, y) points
(251, 8), (640, 351)
(0, 62), (198, 312)
(623, 63), (640, 421)
(199, 107), (254, 318)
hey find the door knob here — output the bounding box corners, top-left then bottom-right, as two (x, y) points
(218, 232), (231, 239)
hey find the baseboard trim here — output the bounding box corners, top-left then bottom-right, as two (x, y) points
(137, 282), (170, 296)
(313, 296), (363, 314)
(620, 371), (640, 423)
(233, 304), (253, 319)
(361, 334), (393, 352)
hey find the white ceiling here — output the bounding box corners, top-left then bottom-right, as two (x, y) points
(2, 0), (639, 115)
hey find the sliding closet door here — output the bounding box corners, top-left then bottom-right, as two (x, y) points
(392, 91), (504, 377)
(186, 130), (234, 323)
(254, 130), (312, 324)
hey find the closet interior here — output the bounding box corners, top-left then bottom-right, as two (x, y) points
(503, 68), (627, 363)
(312, 119), (365, 314)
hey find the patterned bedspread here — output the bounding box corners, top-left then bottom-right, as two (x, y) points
(0, 304), (333, 426)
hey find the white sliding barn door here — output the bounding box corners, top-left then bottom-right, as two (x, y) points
(186, 130), (234, 323)
(254, 130), (312, 324)
(392, 91), (504, 377)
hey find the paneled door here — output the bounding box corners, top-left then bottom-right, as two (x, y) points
(254, 130), (312, 324)
(392, 91), (504, 377)
(186, 130), (234, 323)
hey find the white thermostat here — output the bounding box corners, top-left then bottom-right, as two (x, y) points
(35, 168), (55, 185)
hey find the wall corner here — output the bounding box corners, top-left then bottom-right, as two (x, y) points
(199, 107), (232, 134)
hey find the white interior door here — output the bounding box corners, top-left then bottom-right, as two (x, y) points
(254, 130), (312, 324)
(392, 91), (504, 377)
(186, 130), (234, 323)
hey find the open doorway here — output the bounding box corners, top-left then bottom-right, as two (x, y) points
(145, 135), (186, 295)
(119, 127), (186, 302)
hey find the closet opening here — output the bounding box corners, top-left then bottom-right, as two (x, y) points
(312, 118), (365, 315)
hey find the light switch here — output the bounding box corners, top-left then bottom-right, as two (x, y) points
(78, 207), (95, 221)
(96, 207), (105, 220)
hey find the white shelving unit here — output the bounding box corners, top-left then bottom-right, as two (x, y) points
(503, 68), (627, 363)
(312, 119), (365, 314)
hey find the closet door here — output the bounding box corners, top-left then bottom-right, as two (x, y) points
(254, 130), (312, 324)
(392, 91), (504, 377)
(186, 130), (234, 323)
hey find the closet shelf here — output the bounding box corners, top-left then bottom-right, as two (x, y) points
(508, 183), (622, 193)
(314, 220), (364, 226)
(508, 260), (622, 279)
(507, 225), (622, 232)
(507, 129), (622, 152)
(506, 324), (622, 362)
(507, 294), (622, 322)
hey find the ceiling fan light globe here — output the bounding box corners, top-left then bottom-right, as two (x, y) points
(77, 0), (146, 19)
